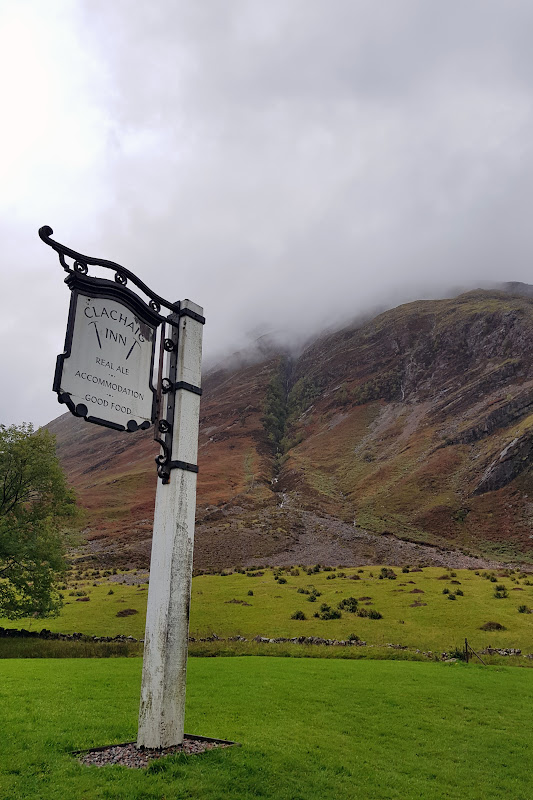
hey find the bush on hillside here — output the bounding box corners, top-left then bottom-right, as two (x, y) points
(494, 585), (508, 599)
(291, 610), (306, 620)
(480, 621), (506, 631)
(314, 604), (342, 620)
(379, 568), (397, 580)
(338, 597), (359, 613)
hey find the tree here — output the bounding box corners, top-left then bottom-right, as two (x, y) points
(0, 423), (76, 619)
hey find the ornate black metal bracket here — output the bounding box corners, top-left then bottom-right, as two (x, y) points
(40, 226), (179, 323)
(154, 415), (199, 484)
(40, 225), (205, 483)
(153, 318), (201, 483)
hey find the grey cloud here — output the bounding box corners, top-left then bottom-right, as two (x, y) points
(2, 1), (533, 426)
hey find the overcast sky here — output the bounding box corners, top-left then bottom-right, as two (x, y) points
(2, 0), (533, 427)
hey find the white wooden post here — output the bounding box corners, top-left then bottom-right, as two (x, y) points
(137, 299), (203, 749)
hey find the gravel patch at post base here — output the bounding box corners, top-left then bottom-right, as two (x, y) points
(78, 738), (234, 768)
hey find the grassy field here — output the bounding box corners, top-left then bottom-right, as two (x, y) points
(1, 657), (532, 800)
(1, 565), (532, 655)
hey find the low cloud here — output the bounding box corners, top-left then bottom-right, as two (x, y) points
(2, 1), (533, 425)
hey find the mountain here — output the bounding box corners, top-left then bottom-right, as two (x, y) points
(46, 289), (533, 569)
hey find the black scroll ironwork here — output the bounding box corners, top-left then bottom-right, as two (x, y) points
(153, 314), (202, 483)
(39, 226), (204, 483)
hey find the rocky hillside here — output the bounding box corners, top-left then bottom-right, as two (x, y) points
(47, 289), (533, 568)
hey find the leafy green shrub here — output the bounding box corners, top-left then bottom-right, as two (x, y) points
(326, 574), (337, 580)
(455, 589), (464, 596)
(297, 587), (309, 594)
(348, 633), (360, 642)
(247, 590), (254, 597)
(291, 610), (306, 620)
(357, 607), (383, 619)
(379, 568), (397, 580)
(290, 568), (300, 576)
(402, 566), (410, 573)
(494, 585), (508, 599)
(518, 605), (531, 614)
(338, 597), (359, 613)
(314, 604), (342, 620)
(448, 594), (456, 600)
(442, 588), (450, 595)
(307, 594), (317, 602)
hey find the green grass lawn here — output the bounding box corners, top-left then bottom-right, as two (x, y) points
(1, 566), (532, 655)
(1, 657), (532, 800)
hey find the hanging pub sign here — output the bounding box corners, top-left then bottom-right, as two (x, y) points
(39, 226), (191, 436)
(40, 227), (164, 432)
(56, 287), (158, 432)
(39, 225), (204, 477)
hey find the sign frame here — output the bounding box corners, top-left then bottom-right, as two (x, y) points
(54, 271), (161, 433)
